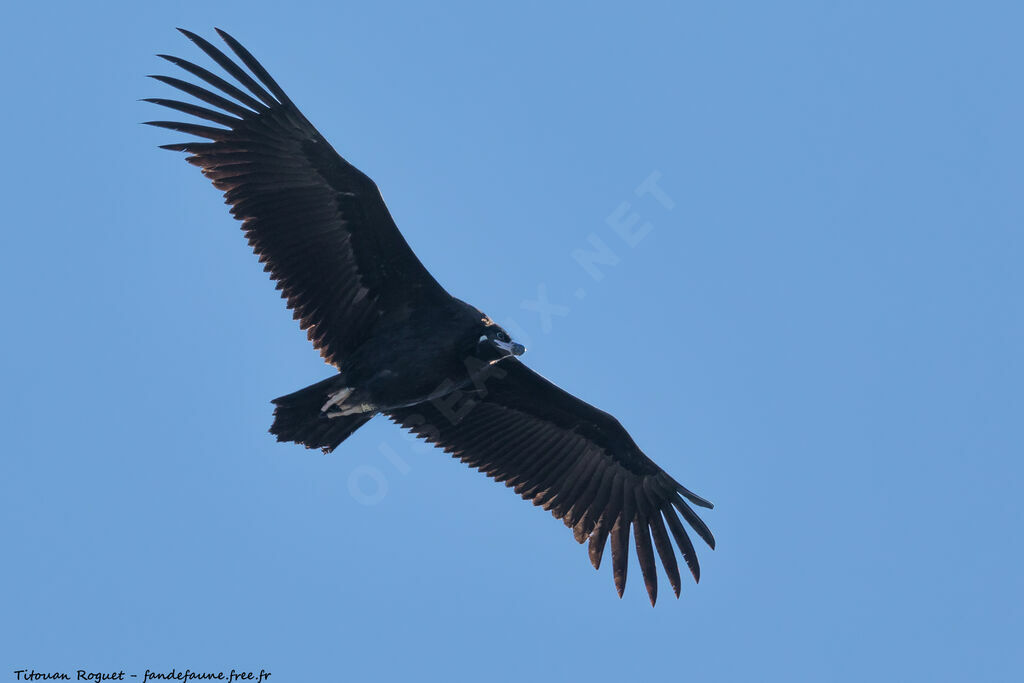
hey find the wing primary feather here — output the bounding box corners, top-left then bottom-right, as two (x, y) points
(610, 480), (635, 597)
(157, 54), (268, 112)
(672, 495), (716, 549)
(610, 514), (630, 598)
(158, 142), (202, 152)
(176, 29), (279, 107)
(588, 523), (610, 571)
(147, 74), (255, 118)
(633, 508), (659, 606)
(670, 476), (715, 509)
(142, 98), (239, 127)
(215, 28), (295, 106)
(663, 505), (701, 583)
(143, 120), (230, 140)
(647, 502), (682, 597)
(621, 478), (636, 532)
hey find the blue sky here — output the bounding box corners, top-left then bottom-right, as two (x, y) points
(2, 1), (1022, 681)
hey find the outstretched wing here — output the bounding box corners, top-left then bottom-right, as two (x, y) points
(387, 359), (714, 605)
(145, 29), (450, 367)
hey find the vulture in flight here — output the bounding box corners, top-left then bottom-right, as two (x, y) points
(146, 29), (715, 605)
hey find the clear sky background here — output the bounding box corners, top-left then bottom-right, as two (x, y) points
(2, 1), (1022, 681)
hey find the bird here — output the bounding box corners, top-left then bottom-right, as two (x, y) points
(145, 28), (714, 605)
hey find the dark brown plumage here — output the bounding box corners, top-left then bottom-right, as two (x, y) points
(146, 28), (714, 605)
(388, 360), (715, 602)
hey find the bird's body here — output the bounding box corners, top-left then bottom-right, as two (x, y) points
(147, 28), (714, 605)
(329, 299), (489, 410)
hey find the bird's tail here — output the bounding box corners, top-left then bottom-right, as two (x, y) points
(269, 375), (375, 453)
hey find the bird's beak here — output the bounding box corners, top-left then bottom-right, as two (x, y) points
(494, 339), (526, 357)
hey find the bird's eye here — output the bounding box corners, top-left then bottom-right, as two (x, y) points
(497, 331), (510, 343)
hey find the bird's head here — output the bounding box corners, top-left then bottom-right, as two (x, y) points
(476, 321), (526, 362)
